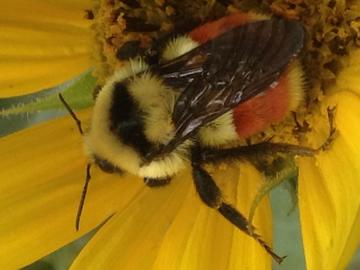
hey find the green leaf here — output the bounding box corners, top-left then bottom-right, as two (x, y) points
(0, 71), (96, 117)
(248, 158), (298, 233)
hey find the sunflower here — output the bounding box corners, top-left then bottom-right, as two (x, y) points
(0, 0), (359, 270)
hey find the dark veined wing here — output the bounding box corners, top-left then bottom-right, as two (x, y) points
(151, 43), (208, 90)
(147, 19), (305, 160)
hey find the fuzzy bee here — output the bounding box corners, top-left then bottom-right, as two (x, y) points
(77, 13), (309, 263)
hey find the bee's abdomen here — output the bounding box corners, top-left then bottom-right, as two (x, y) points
(232, 65), (304, 138)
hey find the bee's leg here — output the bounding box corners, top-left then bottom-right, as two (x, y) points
(199, 142), (316, 164)
(123, 15), (160, 33)
(117, 23), (199, 64)
(116, 40), (144, 61)
(200, 107), (337, 164)
(191, 163), (285, 264)
(319, 107), (337, 151)
(144, 177), (172, 187)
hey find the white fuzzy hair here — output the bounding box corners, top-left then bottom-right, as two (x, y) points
(287, 60), (305, 111)
(162, 35), (199, 61)
(129, 72), (177, 144)
(198, 111), (239, 147)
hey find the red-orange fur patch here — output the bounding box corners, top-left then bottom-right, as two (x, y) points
(233, 73), (290, 138)
(190, 12), (253, 43)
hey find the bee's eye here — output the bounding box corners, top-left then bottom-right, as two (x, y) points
(94, 156), (123, 174)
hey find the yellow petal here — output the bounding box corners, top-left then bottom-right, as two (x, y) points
(0, 0), (93, 97)
(70, 171), (192, 270)
(228, 164), (273, 270)
(154, 165), (273, 270)
(0, 110), (143, 269)
(165, 167), (240, 270)
(71, 164), (273, 270)
(298, 91), (360, 270)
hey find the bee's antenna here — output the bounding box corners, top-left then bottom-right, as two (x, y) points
(76, 163), (92, 231)
(58, 94), (91, 230)
(58, 93), (84, 135)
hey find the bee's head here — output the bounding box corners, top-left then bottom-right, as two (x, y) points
(85, 59), (188, 179)
(70, 52), (192, 231)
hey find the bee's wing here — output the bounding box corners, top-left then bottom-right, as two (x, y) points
(152, 44), (208, 91)
(149, 19), (305, 159)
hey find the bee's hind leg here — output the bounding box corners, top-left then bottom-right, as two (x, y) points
(199, 142), (317, 165)
(318, 106), (337, 151)
(191, 162), (285, 264)
(200, 106), (337, 164)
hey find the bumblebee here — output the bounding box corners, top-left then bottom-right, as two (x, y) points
(82, 13), (307, 262)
